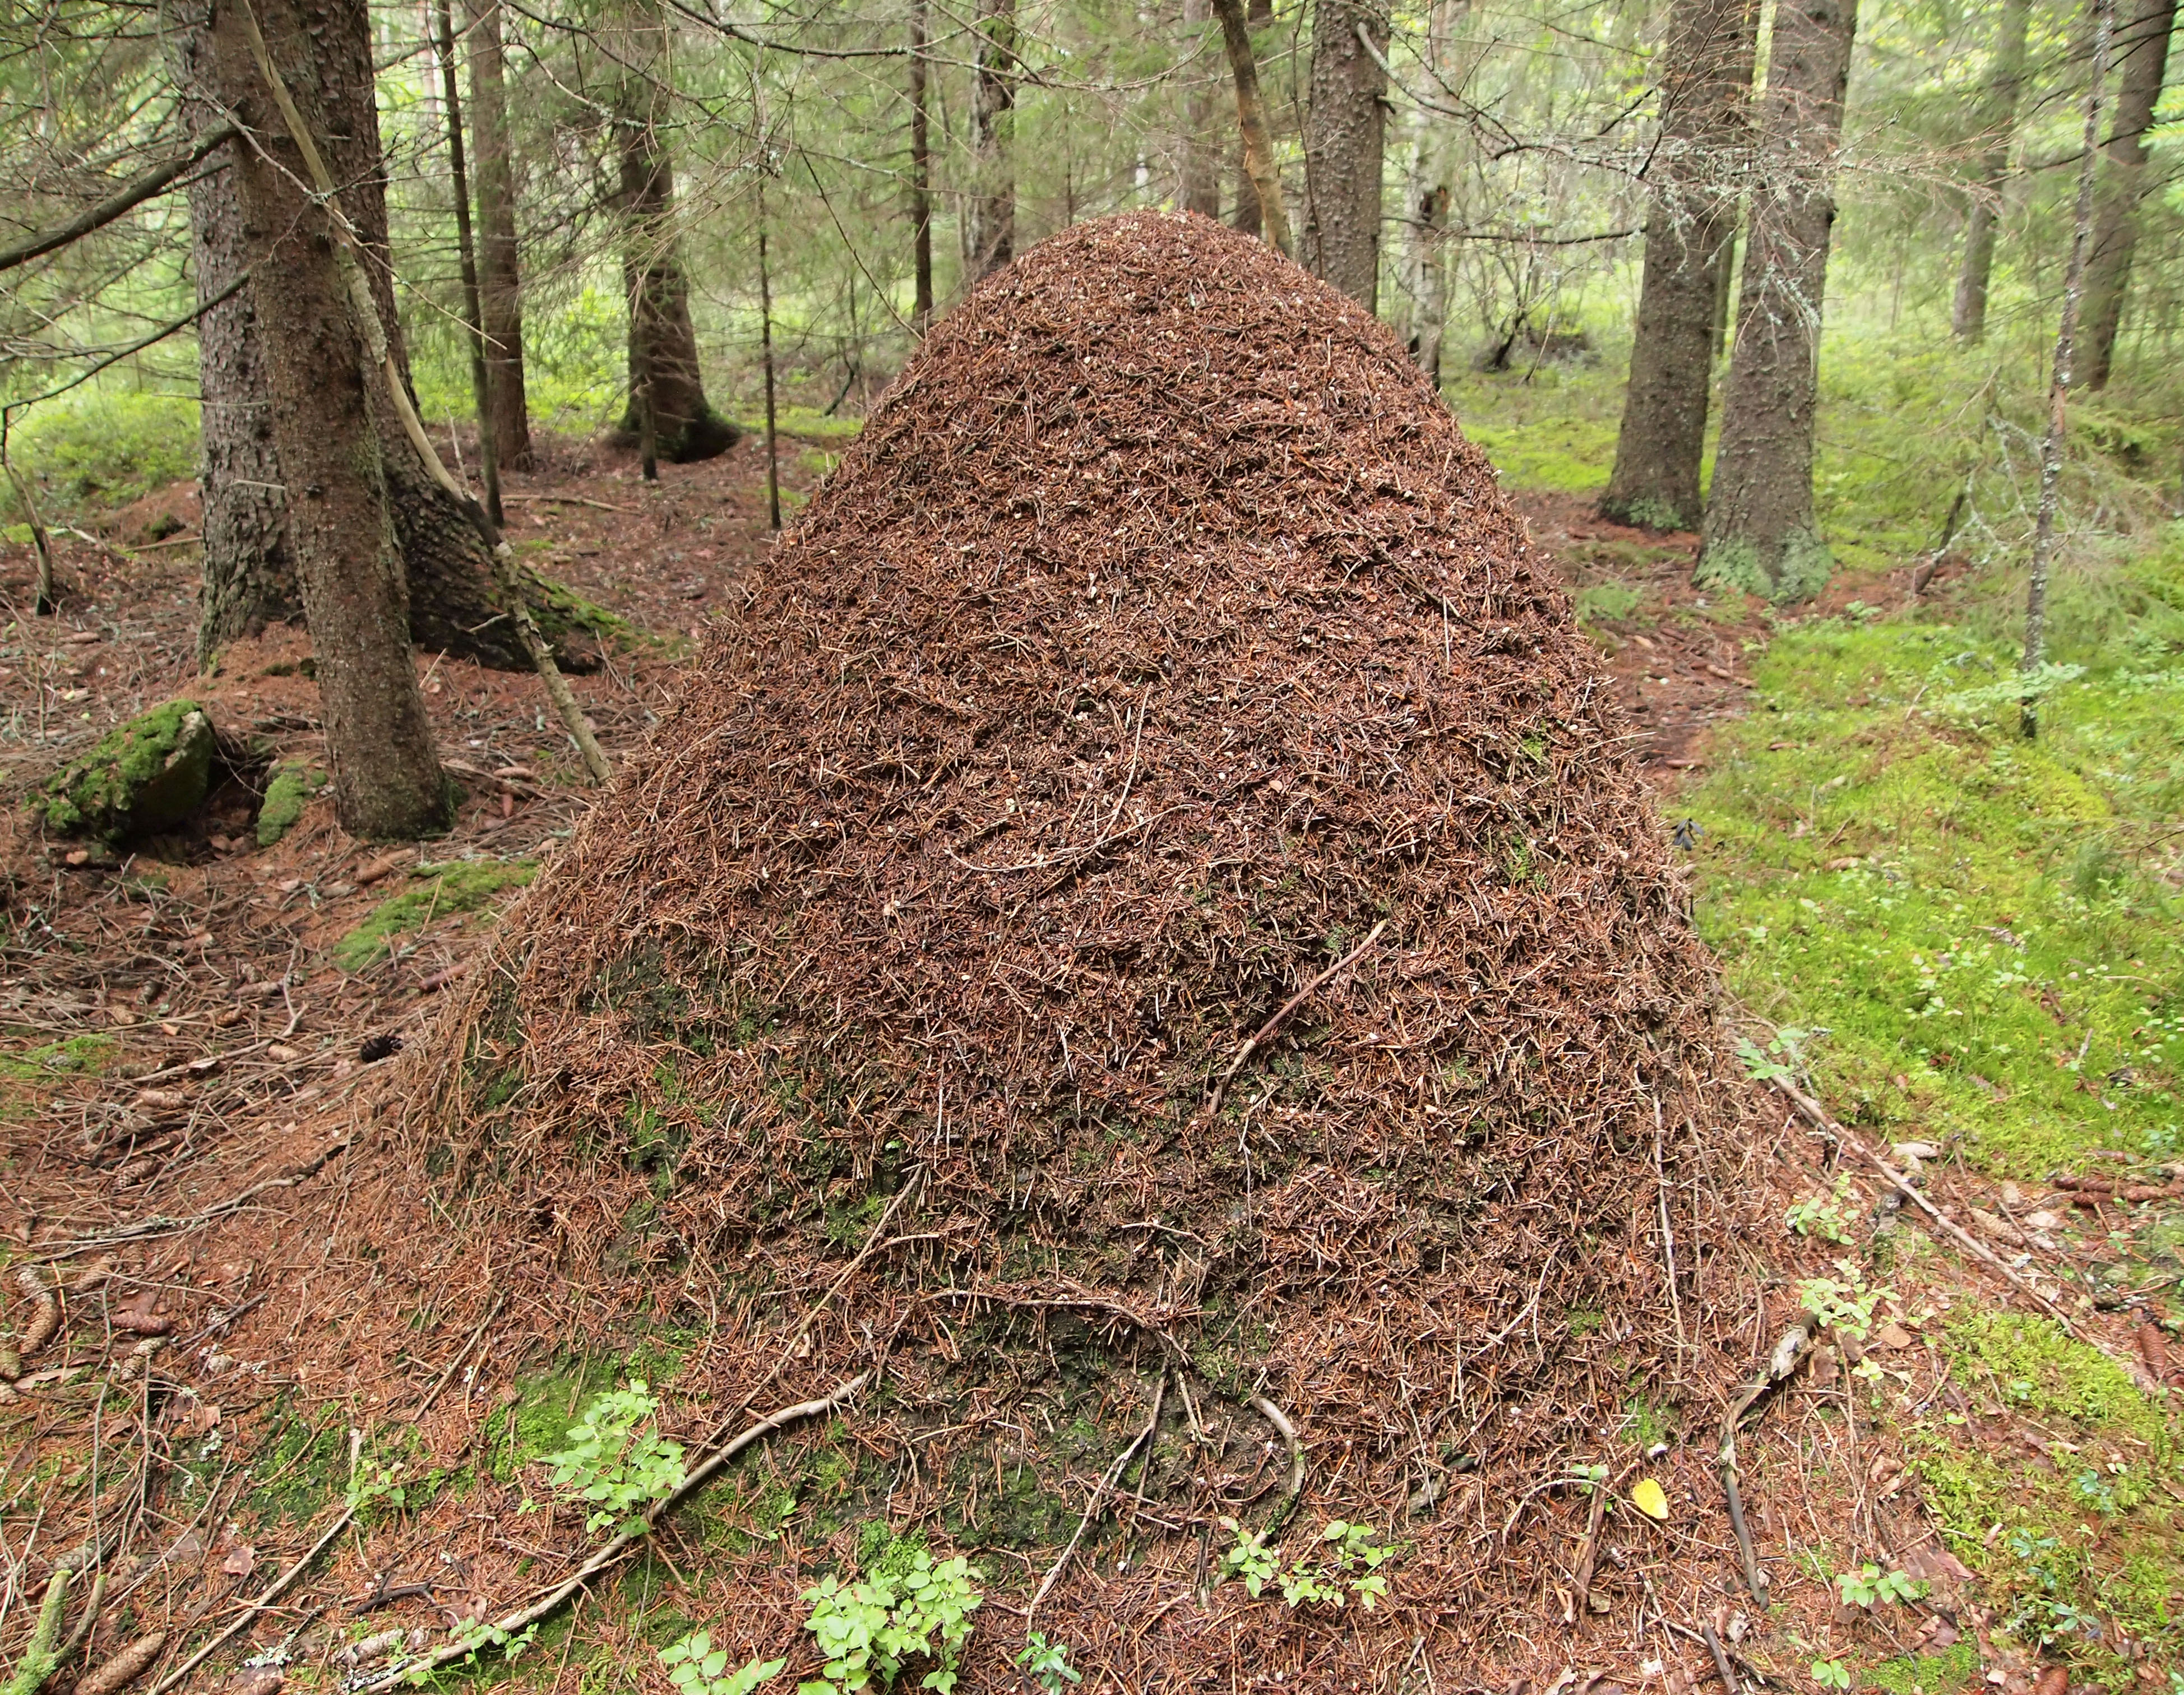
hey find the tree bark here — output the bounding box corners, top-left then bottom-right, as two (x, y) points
(2025, 0), (2114, 737)
(1952, 0), (2031, 342)
(176, 20), (296, 665)
(1600, 0), (1759, 532)
(1227, 0), (1273, 235)
(199, 0), (451, 839)
(437, 0), (501, 529)
(1182, 0), (1224, 217)
(910, 0), (934, 322)
(465, 0), (533, 470)
(2080, 0), (2176, 389)
(1696, 0), (1858, 602)
(1302, 0), (1390, 308)
(614, 0), (736, 462)
(1212, 0), (1292, 255)
(970, 0), (1017, 276)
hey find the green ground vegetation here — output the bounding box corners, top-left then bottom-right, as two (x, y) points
(332, 858), (538, 972)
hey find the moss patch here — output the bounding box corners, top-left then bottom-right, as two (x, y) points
(256, 761), (326, 847)
(332, 859), (538, 972)
(36, 700), (216, 840)
(1685, 590), (2184, 1176)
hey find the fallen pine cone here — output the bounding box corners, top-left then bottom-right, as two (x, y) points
(76, 1630), (167, 1695)
(13, 1266), (59, 1359)
(2137, 1319), (2176, 1387)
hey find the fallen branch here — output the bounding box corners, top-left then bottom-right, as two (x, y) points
(1772, 1078), (2084, 1336)
(146, 1504), (355, 1695)
(1715, 1320), (1812, 1603)
(1029, 1374), (1165, 1625)
(3, 1569), (70, 1695)
(1206, 919), (1389, 1114)
(1248, 1394), (1306, 1500)
(354, 1374), (869, 1693)
(38, 1140), (351, 1257)
(501, 493), (638, 515)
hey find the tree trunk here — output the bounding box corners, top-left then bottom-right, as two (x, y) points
(1213, 0), (1292, 255)
(1600, 0), (1758, 532)
(179, 0), (587, 671)
(970, 0), (1017, 276)
(1228, 0), (1273, 235)
(177, 21), (297, 664)
(437, 0), (501, 529)
(2025, 0), (2115, 738)
(1952, 0), (2030, 342)
(1696, 0), (1859, 602)
(2080, 0), (2176, 389)
(200, 0), (451, 839)
(1412, 183), (1451, 385)
(1302, 0), (1390, 308)
(1182, 0), (1224, 217)
(910, 0), (934, 322)
(465, 0), (533, 470)
(613, 0), (736, 463)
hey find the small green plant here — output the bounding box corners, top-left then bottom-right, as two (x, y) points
(1811, 1660), (1853, 1692)
(1217, 1518), (1396, 1610)
(1216, 1520), (1281, 1597)
(1015, 1633), (1081, 1693)
(799, 1549), (983, 1694)
(346, 1458), (410, 1517)
(659, 1632), (785, 1695)
(2001, 1528), (2102, 1648)
(407, 1617), (538, 1681)
(528, 1381), (686, 1536)
(1736, 1025), (1817, 1087)
(1833, 1562), (1923, 1608)
(1797, 1261), (1894, 1342)
(1785, 1174), (1856, 1243)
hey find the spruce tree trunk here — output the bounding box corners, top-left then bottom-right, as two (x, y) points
(179, 0), (586, 671)
(1952, 0), (2031, 342)
(1182, 0), (1224, 217)
(1302, 0), (1390, 309)
(971, 0), (1017, 276)
(1696, 0), (1859, 602)
(1228, 0), (1273, 237)
(910, 0), (934, 322)
(2079, 0), (2176, 389)
(200, 0), (451, 839)
(1600, 0), (1757, 532)
(177, 20), (297, 664)
(465, 0), (533, 470)
(613, 0), (735, 463)
(1213, 0), (1292, 255)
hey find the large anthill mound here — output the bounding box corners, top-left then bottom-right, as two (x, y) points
(382, 211), (1766, 1680)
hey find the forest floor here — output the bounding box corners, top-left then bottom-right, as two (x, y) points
(1, 418), (2179, 1695)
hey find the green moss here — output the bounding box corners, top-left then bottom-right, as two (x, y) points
(1945, 1310), (2169, 1439)
(0, 1032), (116, 1083)
(524, 571), (633, 647)
(332, 859), (537, 972)
(1573, 582), (1645, 626)
(1685, 592), (2184, 1175)
(256, 761), (325, 847)
(36, 699), (216, 840)
(1866, 1640), (1979, 1694)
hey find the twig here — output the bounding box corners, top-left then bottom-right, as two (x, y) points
(35, 1141), (351, 1257)
(1028, 1374), (1165, 1625)
(1700, 1623), (1740, 1694)
(1571, 1484), (1608, 1618)
(146, 1504), (354, 1695)
(1715, 1321), (1813, 1603)
(1653, 1097), (1686, 1360)
(354, 1375), (868, 1693)
(413, 1295), (505, 1419)
(1249, 1394), (1304, 1499)
(501, 493), (638, 515)
(1206, 920), (1389, 1114)
(1772, 1079), (2084, 1335)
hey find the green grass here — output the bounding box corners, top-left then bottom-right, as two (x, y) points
(332, 859), (538, 972)
(1683, 531), (2184, 1177)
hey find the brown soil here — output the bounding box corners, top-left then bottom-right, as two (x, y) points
(0, 219), (2098, 1695)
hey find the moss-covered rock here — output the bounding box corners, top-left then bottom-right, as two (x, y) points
(37, 700), (216, 841)
(255, 760), (326, 847)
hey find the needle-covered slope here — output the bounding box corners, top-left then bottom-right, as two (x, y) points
(388, 210), (1759, 1680)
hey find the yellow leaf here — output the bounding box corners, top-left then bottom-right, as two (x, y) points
(1630, 1478), (1671, 1521)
